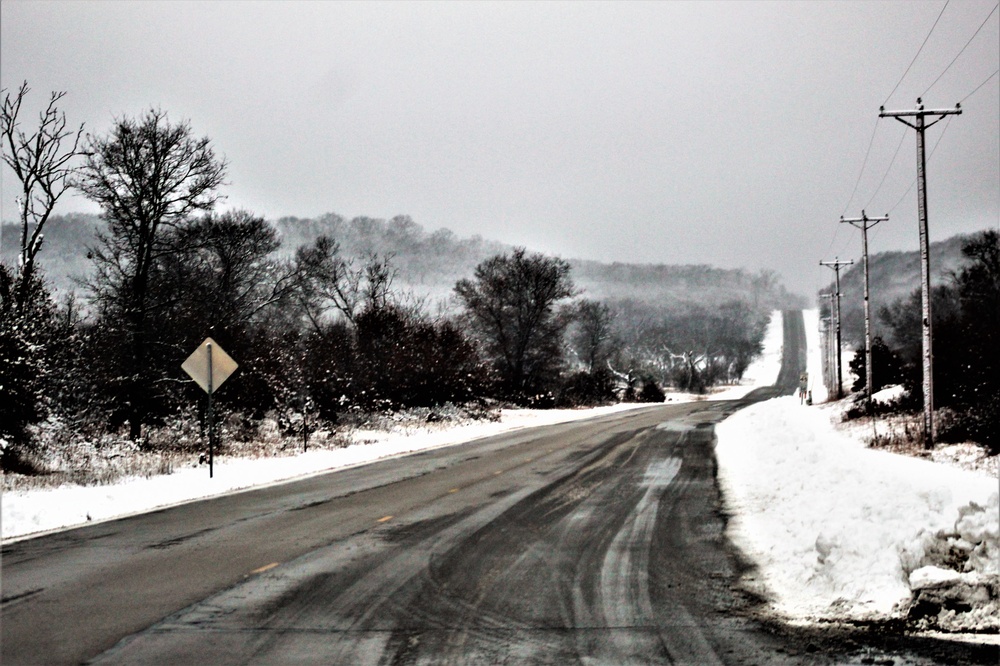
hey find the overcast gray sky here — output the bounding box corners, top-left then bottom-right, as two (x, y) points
(2, 0), (998, 298)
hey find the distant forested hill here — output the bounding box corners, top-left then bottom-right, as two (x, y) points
(572, 260), (805, 313)
(820, 233), (978, 346)
(2, 211), (805, 312)
(1, 213), (102, 294)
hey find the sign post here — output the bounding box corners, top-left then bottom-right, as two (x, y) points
(182, 338), (238, 477)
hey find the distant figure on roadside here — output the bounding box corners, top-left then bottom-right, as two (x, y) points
(798, 372), (808, 404)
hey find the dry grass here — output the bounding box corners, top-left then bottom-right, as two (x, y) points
(2, 452), (187, 492)
(2, 404), (494, 493)
(2, 417), (349, 493)
(840, 410), (998, 478)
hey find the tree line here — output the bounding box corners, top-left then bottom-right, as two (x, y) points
(843, 230), (999, 453)
(1, 84), (772, 473)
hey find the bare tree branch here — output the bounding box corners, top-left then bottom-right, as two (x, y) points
(1, 81), (85, 311)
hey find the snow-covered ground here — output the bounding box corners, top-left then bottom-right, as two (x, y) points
(1, 403), (652, 541)
(3, 309), (997, 633)
(717, 311), (999, 632)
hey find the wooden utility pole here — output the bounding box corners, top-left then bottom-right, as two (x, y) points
(880, 98), (961, 446)
(819, 296), (835, 396)
(841, 211), (888, 407)
(820, 258), (854, 399)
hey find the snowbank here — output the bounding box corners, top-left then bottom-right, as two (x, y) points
(716, 308), (999, 629)
(872, 384), (905, 404)
(716, 397), (997, 624)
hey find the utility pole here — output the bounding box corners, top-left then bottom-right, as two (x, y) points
(880, 98), (961, 446)
(820, 258), (854, 399)
(819, 296), (835, 396)
(841, 211), (888, 408)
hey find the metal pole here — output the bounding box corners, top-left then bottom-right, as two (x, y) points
(880, 99), (961, 447)
(207, 342), (214, 478)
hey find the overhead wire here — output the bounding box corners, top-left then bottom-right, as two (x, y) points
(961, 68), (999, 103)
(883, 0), (950, 106)
(836, 0), (949, 252)
(824, 0), (994, 298)
(885, 116), (955, 217)
(863, 125), (909, 211)
(957, 68), (1000, 236)
(844, 3), (993, 239)
(840, 121), (881, 218)
(923, 3), (999, 97)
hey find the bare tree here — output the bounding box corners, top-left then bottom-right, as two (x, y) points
(455, 248), (575, 401)
(1, 82), (84, 311)
(293, 235), (400, 330)
(77, 108), (227, 439)
(162, 210), (302, 329)
(571, 299), (615, 373)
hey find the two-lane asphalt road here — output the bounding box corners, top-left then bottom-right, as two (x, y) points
(8, 310), (908, 665)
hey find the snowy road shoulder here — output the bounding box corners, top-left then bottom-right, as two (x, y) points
(1, 310), (789, 543)
(1, 403), (653, 542)
(716, 396), (998, 630)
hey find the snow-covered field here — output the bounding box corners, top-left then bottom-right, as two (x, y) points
(3, 309), (997, 632)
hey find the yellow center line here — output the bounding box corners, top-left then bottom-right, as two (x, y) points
(377, 515), (393, 523)
(250, 562), (279, 575)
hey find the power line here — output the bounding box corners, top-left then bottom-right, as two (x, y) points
(887, 116), (954, 215)
(864, 125), (908, 211)
(961, 68), (999, 103)
(923, 3), (999, 97)
(883, 0), (950, 106)
(842, 0), (953, 237)
(841, 120), (881, 217)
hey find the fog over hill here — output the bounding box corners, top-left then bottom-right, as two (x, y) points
(819, 233), (982, 346)
(2, 212), (806, 314)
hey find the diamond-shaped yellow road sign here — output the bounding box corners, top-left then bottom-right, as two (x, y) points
(182, 337), (238, 395)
